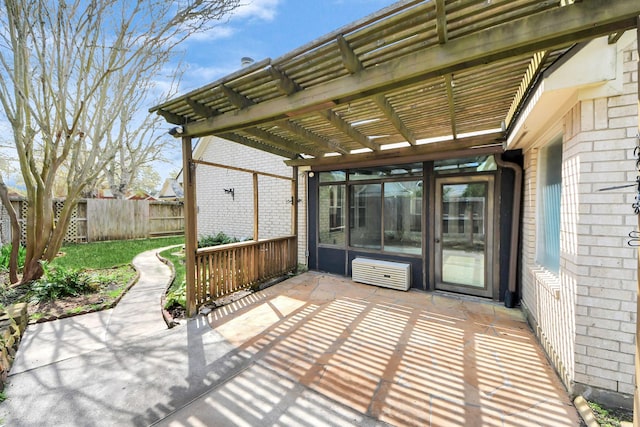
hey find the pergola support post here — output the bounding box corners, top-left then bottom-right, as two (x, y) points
(291, 166), (299, 270)
(635, 16), (640, 427)
(253, 173), (259, 241)
(182, 136), (198, 317)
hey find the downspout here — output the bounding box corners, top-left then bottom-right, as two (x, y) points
(494, 154), (522, 308)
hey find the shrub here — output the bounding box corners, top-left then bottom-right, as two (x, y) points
(30, 261), (98, 303)
(0, 244), (26, 272)
(165, 280), (186, 309)
(198, 231), (240, 248)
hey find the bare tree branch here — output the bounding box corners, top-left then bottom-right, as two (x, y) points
(0, 0), (240, 282)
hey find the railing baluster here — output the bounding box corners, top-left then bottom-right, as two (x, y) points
(191, 236), (296, 310)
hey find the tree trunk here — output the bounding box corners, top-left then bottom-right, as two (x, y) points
(0, 177), (21, 284)
(20, 188), (54, 283)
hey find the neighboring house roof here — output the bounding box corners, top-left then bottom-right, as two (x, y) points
(151, 1), (640, 167)
(158, 178), (184, 199)
(98, 188), (114, 199)
(126, 192), (157, 201)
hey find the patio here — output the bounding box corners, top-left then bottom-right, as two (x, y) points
(159, 272), (580, 426)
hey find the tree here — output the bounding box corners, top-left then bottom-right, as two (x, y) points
(0, 0), (240, 283)
(0, 175), (20, 284)
(104, 113), (169, 199)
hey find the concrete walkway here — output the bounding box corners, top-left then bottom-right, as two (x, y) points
(0, 250), (580, 426)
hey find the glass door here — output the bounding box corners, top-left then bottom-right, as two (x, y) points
(435, 175), (494, 297)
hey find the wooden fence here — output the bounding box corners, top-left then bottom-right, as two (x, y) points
(2, 198), (184, 244)
(86, 199), (184, 241)
(193, 235), (297, 308)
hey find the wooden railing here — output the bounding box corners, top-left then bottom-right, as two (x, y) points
(192, 235), (297, 308)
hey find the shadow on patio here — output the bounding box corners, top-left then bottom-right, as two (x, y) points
(158, 272), (579, 427)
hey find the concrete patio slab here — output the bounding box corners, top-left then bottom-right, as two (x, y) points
(0, 254), (580, 426)
(160, 272), (581, 426)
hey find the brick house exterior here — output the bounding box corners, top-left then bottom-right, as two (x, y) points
(191, 31), (638, 407)
(193, 136), (307, 265)
(508, 33), (638, 407)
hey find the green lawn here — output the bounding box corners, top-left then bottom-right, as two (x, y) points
(0, 236), (186, 321)
(159, 246), (186, 309)
(53, 236), (185, 270)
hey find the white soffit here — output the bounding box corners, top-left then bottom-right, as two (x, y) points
(507, 32), (633, 150)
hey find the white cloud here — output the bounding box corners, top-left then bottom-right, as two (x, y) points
(182, 0), (281, 45)
(187, 25), (237, 42)
(179, 63), (239, 92)
(232, 0), (281, 21)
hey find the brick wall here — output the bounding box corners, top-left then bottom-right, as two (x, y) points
(521, 144), (577, 390)
(195, 137), (308, 265)
(521, 37), (638, 406)
(571, 39), (638, 400)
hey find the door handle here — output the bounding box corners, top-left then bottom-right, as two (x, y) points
(435, 238), (440, 244)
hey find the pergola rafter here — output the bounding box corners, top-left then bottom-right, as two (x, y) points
(152, 1), (640, 330)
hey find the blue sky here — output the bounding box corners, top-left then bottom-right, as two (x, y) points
(156, 0), (395, 178)
(177, 0), (394, 93)
(0, 1), (396, 191)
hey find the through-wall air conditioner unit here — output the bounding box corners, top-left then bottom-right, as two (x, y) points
(351, 258), (411, 291)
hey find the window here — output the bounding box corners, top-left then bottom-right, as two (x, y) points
(319, 171), (346, 183)
(435, 155), (497, 174)
(319, 184), (345, 246)
(318, 163), (424, 254)
(349, 184), (382, 249)
(384, 181), (422, 254)
(329, 186), (344, 230)
(537, 139), (562, 272)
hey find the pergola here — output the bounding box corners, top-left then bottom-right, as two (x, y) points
(152, 0), (640, 415)
(152, 0), (638, 164)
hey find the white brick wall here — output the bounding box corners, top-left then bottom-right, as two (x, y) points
(195, 136), (308, 265)
(521, 37), (638, 402)
(521, 145), (577, 389)
(572, 39), (638, 397)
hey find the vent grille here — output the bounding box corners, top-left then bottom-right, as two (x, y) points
(352, 258), (411, 291)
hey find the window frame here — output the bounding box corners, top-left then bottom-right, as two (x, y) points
(536, 136), (563, 273)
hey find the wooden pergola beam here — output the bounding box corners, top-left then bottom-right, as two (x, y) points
(218, 132), (298, 159)
(338, 34), (416, 145)
(337, 35), (363, 73)
(609, 31), (625, 44)
(181, 0), (640, 137)
(444, 74), (457, 139)
(221, 84), (254, 109)
(277, 120), (349, 155)
(192, 158), (294, 181)
(157, 109), (186, 125)
(268, 65), (302, 96)
(372, 94), (417, 145)
(186, 98), (218, 119)
(318, 110), (379, 151)
(436, 0), (448, 44)
(286, 131), (504, 168)
(244, 127), (325, 157)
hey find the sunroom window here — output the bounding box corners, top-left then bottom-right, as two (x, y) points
(319, 184), (345, 246)
(383, 181), (422, 254)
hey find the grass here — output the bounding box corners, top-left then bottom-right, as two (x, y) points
(54, 236), (184, 269)
(159, 246), (186, 309)
(0, 236), (184, 322)
(588, 401), (633, 426)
